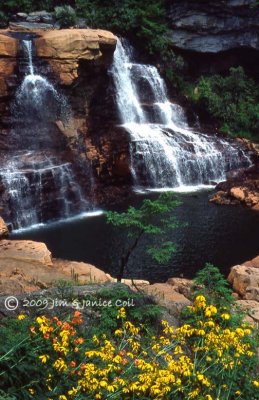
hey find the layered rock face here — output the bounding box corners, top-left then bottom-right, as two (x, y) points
(168, 0), (259, 53)
(0, 33), (17, 98)
(168, 0), (259, 73)
(0, 28), (131, 220)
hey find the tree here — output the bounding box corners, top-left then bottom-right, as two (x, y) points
(105, 193), (180, 281)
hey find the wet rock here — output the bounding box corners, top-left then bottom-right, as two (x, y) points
(230, 187), (246, 202)
(211, 160), (259, 210)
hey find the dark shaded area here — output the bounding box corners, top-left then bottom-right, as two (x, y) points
(12, 190), (259, 283)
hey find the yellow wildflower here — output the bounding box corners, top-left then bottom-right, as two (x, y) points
(117, 307), (126, 319)
(17, 314), (26, 320)
(39, 354), (49, 363)
(221, 313), (230, 320)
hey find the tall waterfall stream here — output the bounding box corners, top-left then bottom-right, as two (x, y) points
(111, 40), (251, 190)
(6, 38), (259, 281)
(0, 39), (91, 230)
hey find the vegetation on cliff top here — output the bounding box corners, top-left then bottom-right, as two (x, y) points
(0, 1), (258, 140)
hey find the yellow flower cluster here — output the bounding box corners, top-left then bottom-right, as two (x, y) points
(27, 297), (258, 399)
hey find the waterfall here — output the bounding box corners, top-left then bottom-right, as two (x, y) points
(0, 39), (91, 230)
(23, 40), (34, 75)
(111, 40), (251, 190)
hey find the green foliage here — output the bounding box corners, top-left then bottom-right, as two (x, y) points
(0, 317), (47, 398)
(0, 390), (17, 400)
(86, 285), (162, 337)
(75, 0), (172, 57)
(106, 193), (181, 280)
(0, 11), (8, 27)
(0, 1), (74, 16)
(192, 262), (234, 308)
(54, 5), (76, 28)
(192, 67), (259, 140)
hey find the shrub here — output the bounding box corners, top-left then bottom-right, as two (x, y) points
(54, 5), (76, 28)
(1, 302), (258, 399)
(75, 0), (172, 57)
(192, 67), (259, 140)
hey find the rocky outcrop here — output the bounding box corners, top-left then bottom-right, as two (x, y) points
(0, 240), (52, 268)
(0, 28), (131, 217)
(0, 33), (17, 97)
(0, 217), (8, 238)
(138, 282), (191, 316)
(210, 163), (259, 211)
(0, 240), (112, 295)
(168, 0), (259, 53)
(35, 29), (117, 85)
(228, 255), (259, 301)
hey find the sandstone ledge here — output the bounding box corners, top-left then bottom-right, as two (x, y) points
(35, 29), (117, 84)
(0, 240), (111, 295)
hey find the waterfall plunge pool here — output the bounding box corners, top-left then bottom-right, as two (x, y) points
(11, 189), (259, 283)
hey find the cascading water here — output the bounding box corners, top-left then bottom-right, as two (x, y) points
(0, 39), (91, 230)
(111, 40), (251, 190)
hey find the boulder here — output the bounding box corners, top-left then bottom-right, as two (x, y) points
(230, 187), (246, 202)
(0, 240), (52, 268)
(140, 283), (191, 316)
(166, 277), (193, 298)
(228, 264), (259, 299)
(236, 299), (259, 324)
(35, 29), (117, 84)
(0, 242), (112, 295)
(0, 217), (8, 238)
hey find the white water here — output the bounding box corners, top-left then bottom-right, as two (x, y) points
(0, 40), (91, 230)
(111, 40), (251, 190)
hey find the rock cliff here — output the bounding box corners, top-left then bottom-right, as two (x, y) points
(168, 0), (259, 73)
(35, 29), (117, 85)
(0, 28), (131, 219)
(168, 0), (259, 53)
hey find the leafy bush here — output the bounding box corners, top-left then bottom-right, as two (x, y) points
(0, 11), (8, 27)
(192, 67), (259, 140)
(75, 0), (172, 57)
(191, 262), (234, 308)
(1, 300), (258, 399)
(54, 5), (76, 28)
(0, 1), (75, 17)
